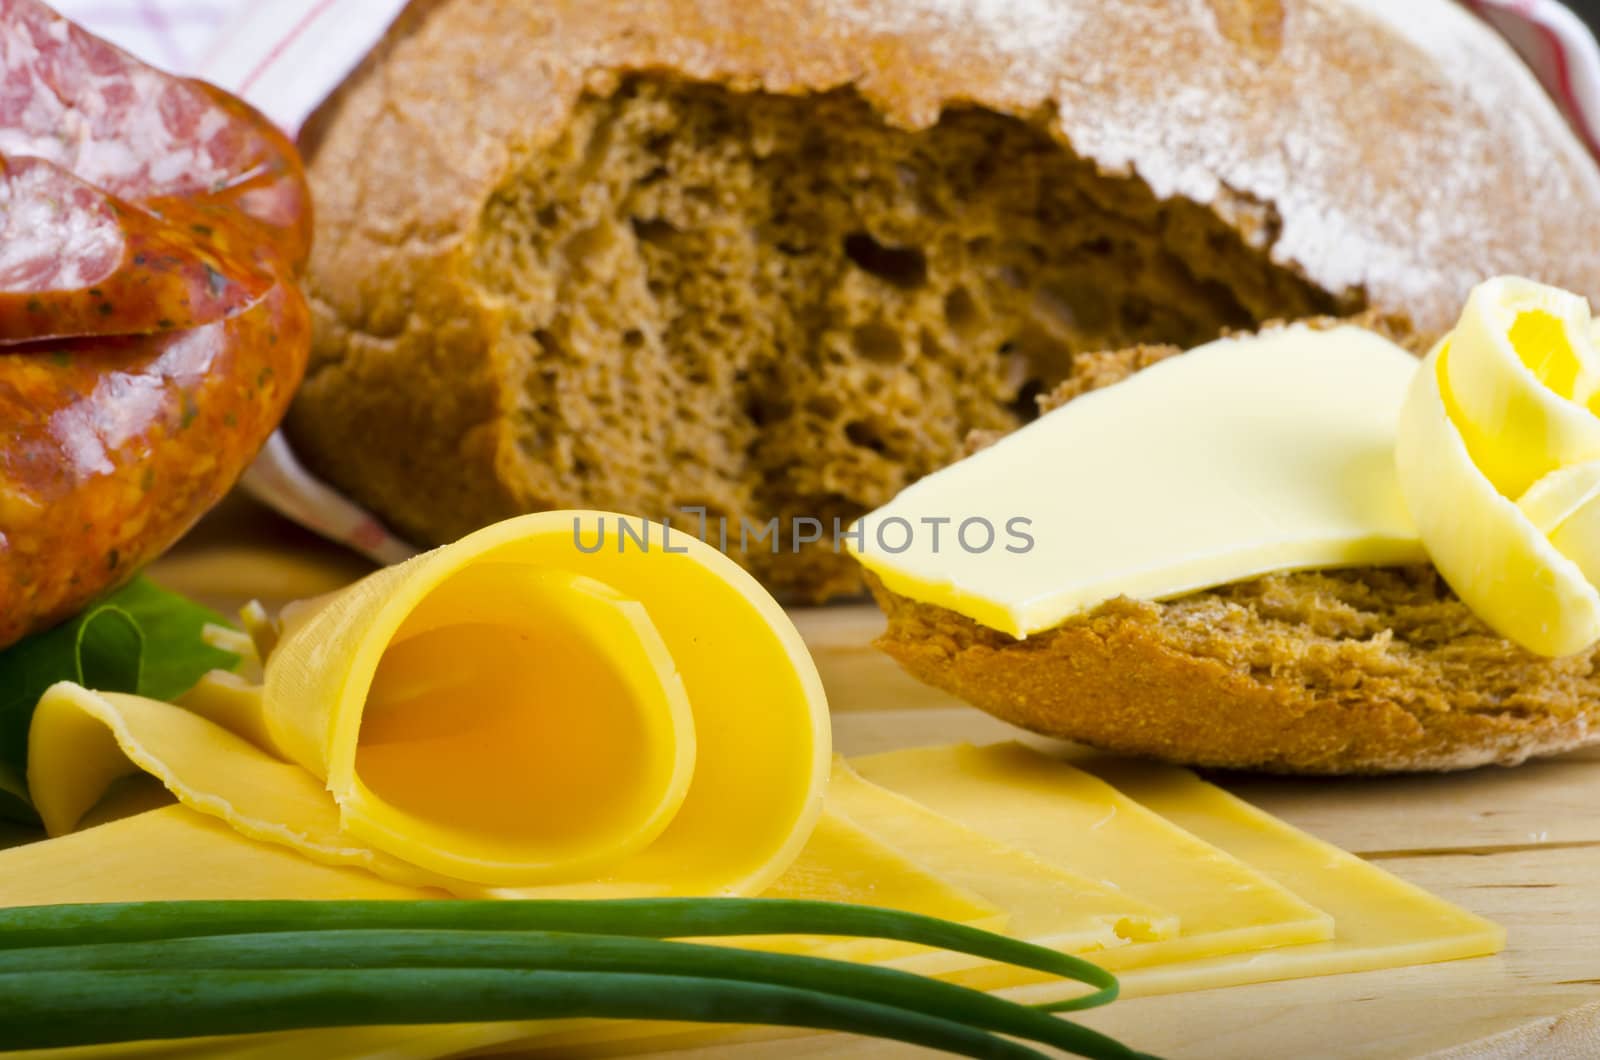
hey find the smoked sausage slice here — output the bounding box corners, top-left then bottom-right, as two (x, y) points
(0, 0), (312, 648)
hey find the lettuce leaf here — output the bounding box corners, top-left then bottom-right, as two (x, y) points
(0, 578), (238, 822)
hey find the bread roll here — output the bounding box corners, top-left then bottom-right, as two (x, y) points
(294, 0), (1600, 598)
(869, 343), (1600, 775)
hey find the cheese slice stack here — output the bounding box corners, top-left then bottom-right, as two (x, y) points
(0, 739), (1501, 1060)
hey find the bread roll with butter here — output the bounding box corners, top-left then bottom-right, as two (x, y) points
(869, 335), (1600, 775)
(295, 0), (1600, 599)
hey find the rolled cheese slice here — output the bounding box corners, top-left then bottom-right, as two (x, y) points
(1396, 277), (1600, 657)
(28, 511), (831, 897)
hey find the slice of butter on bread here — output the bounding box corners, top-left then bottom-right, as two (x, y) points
(848, 323), (1425, 638)
(868, 333), (1600, 772)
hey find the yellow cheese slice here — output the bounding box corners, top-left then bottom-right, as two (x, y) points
(848, 324), (1425, 637)
(28, 684), (453, 891)
(13, 1028), (547, 1060)
(823, 759), (1177, 973)
(849, 742), (1334, 976)
(1004, 757), (1504, 1002)
(761, 807), (1003, 927)
(693, 808), (1006, 965)
(0, 1007), (548, 1060)
(23, 511), (831, 898)
(266, 512), (829, 895)
(0, 805), (437, 906)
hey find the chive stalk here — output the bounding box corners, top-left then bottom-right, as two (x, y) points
(0, 969), (1056, 1057)
(0, 901), (1156, 1059)
(0, 930), (1141, 1058)
(0, 898), (1118, 1012)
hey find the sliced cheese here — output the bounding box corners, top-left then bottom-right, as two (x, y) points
(761, 806), (1004, 927)
(849, 742), (1334, 979)
(1006, 756), (1505, 1001)
(264, 512), (830, 896)
(0, 1010), (543, 1060)
(848, 323), (1424, 637)
(28, 684), (459, 893)
(23, 511), (831, 898)
(0, 742), (1505, 1060)
(0, 805), (437, 905)
(696, 807), (1006, 964)
(824, 759), (1177, 973)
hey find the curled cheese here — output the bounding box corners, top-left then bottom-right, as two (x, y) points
(1396, 277), (1600, 657)
(28, 511), (831, 897)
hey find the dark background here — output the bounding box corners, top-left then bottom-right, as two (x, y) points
(1570, 0), (1600, 31)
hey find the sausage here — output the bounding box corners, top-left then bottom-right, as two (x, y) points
(0, 0), (312, 648)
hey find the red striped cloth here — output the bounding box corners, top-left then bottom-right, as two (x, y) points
(1464, 0), (1600, 157)
(46, 0), (234, 72)
(42, 0), (1600, 563)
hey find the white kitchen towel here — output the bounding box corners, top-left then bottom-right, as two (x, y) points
(44, 0), (1600, 564)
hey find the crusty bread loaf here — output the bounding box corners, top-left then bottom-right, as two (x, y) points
(294, 0), (1600, 598)
(870, 348), (1600, 774)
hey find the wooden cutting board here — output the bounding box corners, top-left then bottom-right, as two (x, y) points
(143, 496), (1600, 1060)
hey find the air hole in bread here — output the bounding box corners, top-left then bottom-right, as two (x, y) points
(630, 217), (677, 246)
(842, 232), (928, 289)
(844, 419), (888, 454)
(852, 322), (903, 364)
(806, 393), (842, 418)
(943, 286), (980, 337)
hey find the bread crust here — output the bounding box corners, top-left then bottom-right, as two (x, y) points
(306, 0), (1600, 338)
(296, 0), (1600, 593)
(868, 569), (1600, 774)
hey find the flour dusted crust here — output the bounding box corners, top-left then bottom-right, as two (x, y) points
(296, 0), (1600, 598)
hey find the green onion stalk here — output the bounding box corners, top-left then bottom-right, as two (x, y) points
(0, 899), (1157, 1058)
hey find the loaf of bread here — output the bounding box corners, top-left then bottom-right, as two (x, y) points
(294, 0), (1600, 598)
(870, 344), (1600, 774)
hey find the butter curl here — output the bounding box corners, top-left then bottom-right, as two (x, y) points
(1396, 277), (1600, 657)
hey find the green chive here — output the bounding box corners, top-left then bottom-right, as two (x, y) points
(0, 900), (1156, 1058)
(0, 930), (1142, 1058)
(0, 899), (1116, 1011)
(0, 969), (1051, 1057)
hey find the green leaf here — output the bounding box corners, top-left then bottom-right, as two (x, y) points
(76, 607), (144, 695)
(103, 579), (238, 703)
(0, 578), (238, 822)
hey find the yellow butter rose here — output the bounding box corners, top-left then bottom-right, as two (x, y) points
(1397, 277), (1600, 657)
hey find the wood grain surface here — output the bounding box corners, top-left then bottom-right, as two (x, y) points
(138, 495), (1600, 1060)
